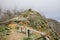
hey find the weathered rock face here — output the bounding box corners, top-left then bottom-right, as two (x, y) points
(0, 9), (59, 40)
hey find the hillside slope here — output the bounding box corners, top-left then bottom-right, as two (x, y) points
(0, 9), (59, 40)
(47, 19), (60, 38)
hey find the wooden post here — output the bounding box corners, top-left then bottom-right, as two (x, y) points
(26, 29), (30, 37)
(26, 29), (28, 37)
(19, 27), (22, 32)
(28, 29), (30, 37)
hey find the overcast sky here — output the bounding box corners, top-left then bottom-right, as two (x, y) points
(0, 0), (60, 22)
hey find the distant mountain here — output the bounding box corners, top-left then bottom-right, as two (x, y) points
(53, 17), (60, 22)
(47, 19), (60, 38)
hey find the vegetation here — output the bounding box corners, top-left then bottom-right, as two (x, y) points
(0, 9), (59, 40)
(0, 26), (10, 35)
(20, 9), (59, 40)
(23, 37), (33, 40)
(0, 26), (10, 40)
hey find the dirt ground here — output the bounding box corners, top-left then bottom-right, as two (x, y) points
(6, 29), (26, 40)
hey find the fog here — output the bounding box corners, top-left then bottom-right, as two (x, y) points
(0, 0), (60, 22)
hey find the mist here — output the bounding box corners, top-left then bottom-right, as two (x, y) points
(0, 0), (60, 22)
